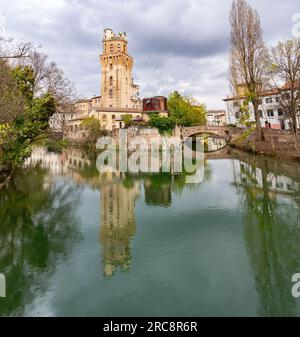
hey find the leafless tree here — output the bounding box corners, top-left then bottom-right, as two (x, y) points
(0, 20), (33, 60)
(18, 51), (76, 132)
(268, 39), (300, 138)
(1, 19), (76, 130)
(229, 0), (268, 139)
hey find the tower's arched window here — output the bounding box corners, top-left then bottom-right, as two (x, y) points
(110, 63), (113, 70)
(109, 76), (113, 85)
(109, 89), (113, 98)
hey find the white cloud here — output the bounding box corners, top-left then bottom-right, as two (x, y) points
(0, 0), (299, 109)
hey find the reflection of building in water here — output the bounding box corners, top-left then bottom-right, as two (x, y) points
(25, 147), (92, 177)
(99, 172), (140, 277)
(25, 147), (69, 175)
(206, 138), (226, 152)
(197, 136), (226, 152)
(232, 160), (300, 195)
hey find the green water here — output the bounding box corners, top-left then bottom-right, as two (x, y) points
(1, 146), (300, 317)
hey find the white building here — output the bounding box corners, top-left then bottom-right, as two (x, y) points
(206, 110), (227, 126)
(224, 85), (300, 129)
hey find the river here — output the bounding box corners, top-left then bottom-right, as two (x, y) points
(0, 145), (300, 317)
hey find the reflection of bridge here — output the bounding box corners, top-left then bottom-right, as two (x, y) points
(180, 126), (244, 142)
(204, 146), (235, 160)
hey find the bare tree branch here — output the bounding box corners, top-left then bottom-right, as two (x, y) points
(268, 39), (300, 138)
(229, 0), (268, 139)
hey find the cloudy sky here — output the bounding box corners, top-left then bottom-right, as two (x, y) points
(0, 0), (299, 109)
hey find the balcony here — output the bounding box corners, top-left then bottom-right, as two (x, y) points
(131, 95), (139, 102)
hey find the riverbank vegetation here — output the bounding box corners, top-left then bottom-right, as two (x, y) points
(0, 24), (75, 184)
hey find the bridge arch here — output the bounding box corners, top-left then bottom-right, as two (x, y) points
(180, 126), (243, 143)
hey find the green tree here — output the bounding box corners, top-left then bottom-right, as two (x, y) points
(80, 116), (104, 145)
(149, 91), (206, 134)
(122, 114), (133, 128)
(149, 115), (176, 135)
(168, 91), (206, 126)
(1, 66), (56, 175)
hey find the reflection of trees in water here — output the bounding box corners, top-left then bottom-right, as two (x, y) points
(233, 158), (300, 317)
(98, 164), (213, 278)
(30, 147), (213, 279)
(0, 166), (81, 316)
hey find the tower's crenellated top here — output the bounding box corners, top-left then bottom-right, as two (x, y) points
(103, 28), (127, 41)
(100, 28), (141, 110)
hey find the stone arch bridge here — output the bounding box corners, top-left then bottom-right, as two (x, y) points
(179, 126), (244, 143)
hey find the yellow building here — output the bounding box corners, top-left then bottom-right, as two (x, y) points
(100, 29), (141, 109)
(66, 28), (143, 135)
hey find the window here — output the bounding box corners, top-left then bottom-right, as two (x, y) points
(258, 110), (263, 118)
(110, 63), (113, 70)
(109, 76), (113, 85)
(102, 114), (107, 121)
(109, 89), (113, 98)
(278, 108), (284, 116)
(266, 97), (272, 104)
(233, 101), (239, 107)
(267, 110), (274, 117)
(282, 93), (290, 100)
(276, 96), (280, 103)
(276, 182), (284, 189)
(112, 115), (116, 120)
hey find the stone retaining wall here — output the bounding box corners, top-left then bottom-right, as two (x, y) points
(233, 129), (300, 161)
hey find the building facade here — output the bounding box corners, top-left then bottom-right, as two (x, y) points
(142, 96), (169, 121)
(224, 85), (300, 129)
(206, 110), (227, 126)
(100, 29), (141, 109)
(66, 28), (143, 135)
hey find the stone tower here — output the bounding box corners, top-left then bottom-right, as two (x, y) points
(100, 28), (141, 109)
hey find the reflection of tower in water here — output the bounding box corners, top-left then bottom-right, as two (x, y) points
(99, 173), (140, 277)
